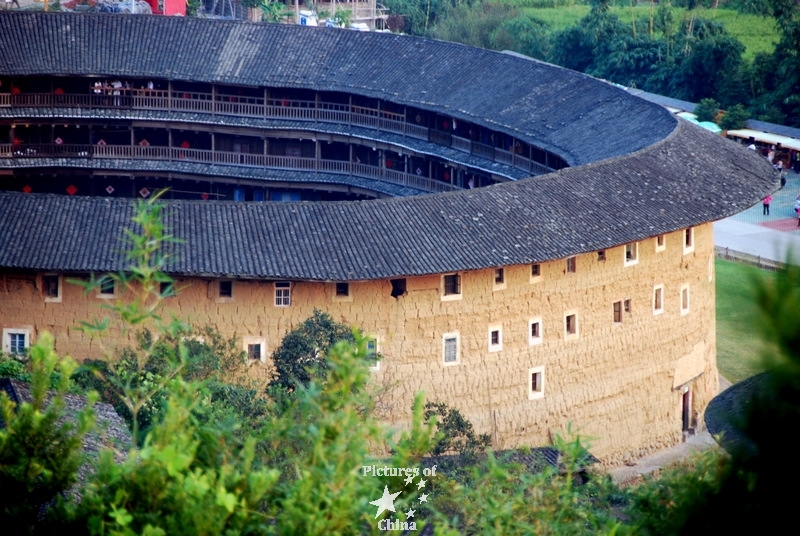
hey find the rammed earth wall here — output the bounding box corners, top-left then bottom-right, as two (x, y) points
(0, 225), (715, 465)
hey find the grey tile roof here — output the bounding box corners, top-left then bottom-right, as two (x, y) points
(0, 12), (674, 167)
(0, 121), (777, 280)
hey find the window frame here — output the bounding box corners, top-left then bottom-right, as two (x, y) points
(528, 317), (543, 346)
(493, 268), (506, 291)
(653, 284), (664, 315)
(274, 281), (292, 307)
(566, 256), (577, 274)
(683, 227), (695, 254)
(656, 234), (666, 253)
(333, 281), (353, 302)
(680, 284), (690, 315)
(564, 311), (579, 340)
(3, 328), (31, 356)
(488, 324), (503, 352)
(97, 275), (117, 299)
(597, 250), (606, 262)
(442, 332), (460, 366)
(528, 366), (545, 400)
(624, 242), (639, 266)
(218, 280), (234, 300)
(441, 273), (462, 301)
(613, 300), (623, 323)
(42, 274), (62, 303)
(367, 338), (380, 371)
(530, 263), (542, 283)
(242, 336), (266, 363)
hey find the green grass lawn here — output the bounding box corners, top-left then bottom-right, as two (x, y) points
(715, 259), (774, 383)
(518, 5), (778, 62)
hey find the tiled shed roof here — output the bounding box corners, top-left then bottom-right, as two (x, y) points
(0, 121), (776, 280)
(0, 12), (674, 167)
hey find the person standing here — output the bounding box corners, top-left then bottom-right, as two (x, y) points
(763, 195), (772, 215)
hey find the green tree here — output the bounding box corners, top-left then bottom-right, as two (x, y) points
(424, 401), (490, 458)
(719, 103), (750, 129)
(268, 309), (359, 392)
(694, 97), (720, 122)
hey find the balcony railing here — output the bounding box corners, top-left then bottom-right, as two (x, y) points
(0, 143), (457, 193)
(0, 90), (553, 176)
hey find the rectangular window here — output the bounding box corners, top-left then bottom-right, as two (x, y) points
(275, 281), (291, 306)
(613, 301), (622, 323)
(624, 242), (638, 265)
(336, 282), (349, 297)
(443, 333), (459, 365)
(597, 250), (606, 261)
(488, 325), (503, 352)
(566, 257), (576, 273)
(529, 318), (542, 346)
(248, 343), (262, 361)
(160, 281), (175, 298)
(390, 278), (407, 298)
(3, 328), (30, 356)
(624, 299), (631, 313)
(684, 227), (695, 254)
(443, 273), (461, 298)
(531, 264), (541, 277)
(494, 268), (504, 284)
(43, 275), (60, 300)
(681, 285), (690, 315)
(565, 313), (577, 336)
(99, 276), (116, 296)
(367, 339), (380, 371)
(656, 234), (666, 252)
(654, 285), (664, 314)
(528, 366), (545, 400)
(219, 280), (233, 298)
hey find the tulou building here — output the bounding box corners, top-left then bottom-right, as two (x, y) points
(0, 12), (775, 464)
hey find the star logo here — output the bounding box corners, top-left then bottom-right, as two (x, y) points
(419, 493), (429, 503)
(404, 475), (414, 486)
(417, 479), (426, 490)
(370, 486), (402, 519)
(406, 508), (415, 518)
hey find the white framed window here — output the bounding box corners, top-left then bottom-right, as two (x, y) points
(624, 242), (639, 266)
(275, 281), (291, 307)
(566, 256), (576, 274)
(530, 263), (542, 283)
(367, 338), (380, 371)
(242, 336), (266, 363)
(443, 332), (460, 366)
(488, 324), (503, 352)
(42, 274), (62, 303)
(683, 227), (695, 254)
(441, 273), (462, 301)
(680, 284), (690, 315)
(3, 328), (31, 356)
(564, 311), (579, 340)
(653, 284), (664, 315)
(493, 268), (506, 291)
(656, 234), (666, 252)
(97, 275), (117, 299)
(528, 366), (545, 400)
(528, 318), (543, 346)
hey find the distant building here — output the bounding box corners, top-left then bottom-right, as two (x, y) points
(0, 13), (776, 465)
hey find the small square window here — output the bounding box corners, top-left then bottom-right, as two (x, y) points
(336, 282), (349, 297)
(681, 285), (690, 315)
(275, 281), (291, 307)
(531, 264), (541, 277)
(443, 333), (459, 365)
(656, 234), (666, 252)
(528, 366), (545, 400)
(494, 268), (504, 284)
(597, 250), (606, 261)
(566, 257), (576, 273)
(529, 318), (543, 346)
(43, 274), (61, 302)
(160, 281), (175, 298)
(653, 285), (664, 315)
(442, 273), (462, 300)
(488, 325), (503, 352)
(248, 343), (262, 361)
(390, 278), (407, 298)
(624, 242), (638, 265)
(684, 227), (695, 254)
(613, 301), (622, 323)
(219, 280), (233, 298)
(624, 299), (631, 313)
(565, 313), (578, 338)
(99, 276), (116, 297)
(3, 328), (30, 356)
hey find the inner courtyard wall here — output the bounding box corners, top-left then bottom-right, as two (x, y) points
(0, 225), (717, 465)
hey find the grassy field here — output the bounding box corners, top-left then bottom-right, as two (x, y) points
(516, 5), (779, 62)
(715, 259), (775, 383)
